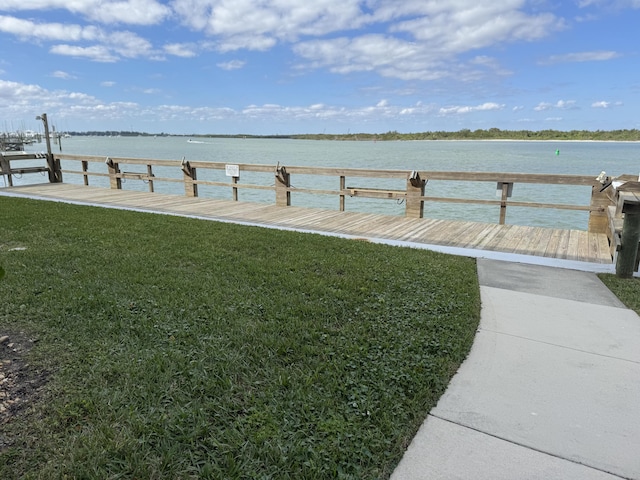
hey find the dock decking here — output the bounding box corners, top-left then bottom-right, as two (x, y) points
(0, 183), (613, 264)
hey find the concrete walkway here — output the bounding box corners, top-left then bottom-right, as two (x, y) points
(392, 259), (640, 480)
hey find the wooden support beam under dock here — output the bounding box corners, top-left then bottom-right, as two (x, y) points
(0, 183), (613, 265)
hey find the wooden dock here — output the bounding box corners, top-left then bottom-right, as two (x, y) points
(0, 183), (613, 264)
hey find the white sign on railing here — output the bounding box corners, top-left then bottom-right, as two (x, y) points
(225, 164), (240, 178)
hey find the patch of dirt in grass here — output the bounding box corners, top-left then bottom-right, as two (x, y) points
(0, 331), (49, 450)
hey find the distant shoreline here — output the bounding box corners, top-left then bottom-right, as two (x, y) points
(429, 138), (640, 143)
(33, 128), (640, 142)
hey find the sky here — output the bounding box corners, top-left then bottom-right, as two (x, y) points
(0, 0), (638, 135)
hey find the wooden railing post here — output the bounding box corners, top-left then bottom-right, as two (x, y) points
(105, 157), (121, 189)
(275, 164), (290, 207)
(37, 114), (62, 183)
(497, 182), (513, 225)
(589, 178), (615, 234)
(147, 165), (154, 193)
(181, 158), (198, 197)
(406, 171), (425, 218)
(225, 164), (240, 201)
(339, 175), (346, 211)
(0, 154), (12, 187)
(81, 160), (89, 185)
(232, 177), (239, 201)
(615, 194), (640, 277)
(48, 155), (63, 183)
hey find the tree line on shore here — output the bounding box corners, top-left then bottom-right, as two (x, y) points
(292, 128), (640, 141)
(65, 128), (640, 141)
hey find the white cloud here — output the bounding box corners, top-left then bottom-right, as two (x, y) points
(171, 1), (564, 81)
(555, 100), (578, 110)
(0, 0), (631, 90)
(217, 60), (246, 70)
(51, 70), (75, 79)
(108, 31), (154, 58)
(1, 78), (416, 126)
(534, 102), (552, 111)
(0, 0), (575, 84)
(237, 99), (436, 123)
(66, 92), (96, 102)
(439, 102), (505, 115)
(50, 45), (119, 62)
(471, 56), (512, 76)
(0, 15), (100, 41)
(541, 51), (621, 65)
(153, 105), (238, 122)
(216, 35), (276, 53)
(534, 100), (578, 111)
(0, 0), (170, 25)
(592, 101), (623, 108)
(5, 84), (438, 126)
(65, 101), (143, 122)
(110, 31), (155, 58)
(101, 81), (116, 87)
(0, 79), (49, 101)
(0, 79), (103, 121)
(84, 0), (170, 25)
(592, 101), (610, 109)
(578, 0), (640, 7)
(164, 43), (198, 58)
(0, 15), (155, 61)
(173, 0), (369, 48)
(294, 35), (450, 81)
(391, 5), (562, 55)
(310, 5), (557, 79)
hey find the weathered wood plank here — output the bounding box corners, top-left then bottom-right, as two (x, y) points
(418, 171), (596, 185)
(555, 230), (572, 260)
(531, 228), (553, 257)
(528, 228), (550, 256)
(505, 226), (536, 253)
(451, 221), (487, 247)
(483, 224), (516, 251)
(0, 183), (612, 264)
(396, 219), (440, 242)
(471, 224), (506, 250)
(566, 230), (582, 261)
(375, 218), (411, 240)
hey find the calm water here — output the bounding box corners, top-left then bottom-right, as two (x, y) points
(14, 136), (640, 230)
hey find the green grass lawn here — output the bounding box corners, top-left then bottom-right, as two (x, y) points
(598, 273), (640, 316)
(0, 196), (480, 479)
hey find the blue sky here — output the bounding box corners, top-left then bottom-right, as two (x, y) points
(0, 0), (638, 134)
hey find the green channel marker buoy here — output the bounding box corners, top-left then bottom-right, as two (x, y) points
(556, 149), (560, 155)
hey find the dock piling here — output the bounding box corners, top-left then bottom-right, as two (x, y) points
(275, 164), (290, 207)
(616, 194), (640, 278)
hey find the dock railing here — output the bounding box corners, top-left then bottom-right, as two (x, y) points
(44, 152), (614, 232)
(6, 150), (639, 269)
(0, 152), (51, 187)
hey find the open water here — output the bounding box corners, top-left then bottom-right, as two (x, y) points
(12, 136), (640, 230)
